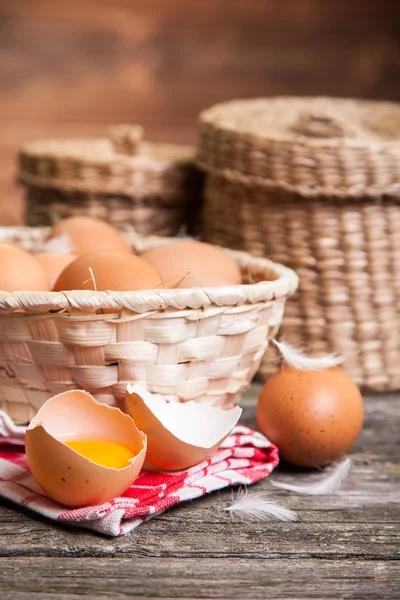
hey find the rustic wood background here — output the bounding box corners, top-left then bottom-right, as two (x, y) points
(1, 386), (399, 598)
(1, 0), (400, 224)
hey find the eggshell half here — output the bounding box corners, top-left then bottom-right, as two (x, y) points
(125, 384), (242, 471)
(26, 390), (147, 507)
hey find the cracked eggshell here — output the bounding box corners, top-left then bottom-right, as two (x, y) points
(125, 384), (242, 471)
(25, 390), (147, 507)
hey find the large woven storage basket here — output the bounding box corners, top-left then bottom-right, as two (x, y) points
(0, 227), (298, 424)
(198, 97), (400, 391)
(18, 124), (203, 236)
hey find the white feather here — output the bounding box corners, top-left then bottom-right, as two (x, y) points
(224, 488), (297, 522)
(273, 339), (344, 370)
(271, 458), (352, 495)
(41, 233), (72, 254)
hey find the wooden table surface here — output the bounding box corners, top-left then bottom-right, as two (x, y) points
(0, 383), (398, 599)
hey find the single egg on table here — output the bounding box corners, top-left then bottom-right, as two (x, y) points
(46, 216), (132, 256)
(0, 243), (50, 292)
(53, 250), (163, 291)
(141, 240), (242, 288)
(25, 390), (147, 507)
(256, 366), (364, 467)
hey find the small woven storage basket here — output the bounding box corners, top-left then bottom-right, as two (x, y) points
(18, 124), (203, 236)
(198, 96), (400, 391)
(0, 227), (298, 424)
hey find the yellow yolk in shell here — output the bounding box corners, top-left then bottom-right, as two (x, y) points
(65, 440), (136, 469)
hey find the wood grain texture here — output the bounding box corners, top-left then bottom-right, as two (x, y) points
(0, 385), (398, 598)
(0, 557), (399, 599)
(1, 0), (400, 223)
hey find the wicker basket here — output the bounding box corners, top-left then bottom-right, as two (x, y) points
(18, 124), (203, 236)
(197, 96), (400, 391)
(0, 227), (298, 424)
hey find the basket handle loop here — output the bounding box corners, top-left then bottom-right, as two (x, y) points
(108, 124), (144, 155)
(292, 111), (357, 139)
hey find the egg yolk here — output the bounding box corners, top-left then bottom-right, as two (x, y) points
(65, 440), (136, 469)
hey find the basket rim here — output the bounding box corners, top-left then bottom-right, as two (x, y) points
(0, 228), (299, 314)
(19, 138), (196, 166)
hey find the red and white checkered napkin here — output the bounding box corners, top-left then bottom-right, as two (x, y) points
(0, 425), (278, 536)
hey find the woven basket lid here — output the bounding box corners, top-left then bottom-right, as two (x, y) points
(197, 97), (400, 198)
(18, 124), (197, 197)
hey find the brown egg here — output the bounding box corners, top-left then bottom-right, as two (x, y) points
(141, 241), (242, 288)
(175, 273), (233, 288)
(35, 253), (77, 289)
(256, 366), (364, 467)
(48, 216), (131, 255)
(0, 243), (50, 292)
(54, 250), (163, 291)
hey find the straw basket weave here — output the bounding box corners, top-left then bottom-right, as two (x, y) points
(0, 227), (298, 424)
(198, 97), (400, 391)
(18, 124), (203, 236)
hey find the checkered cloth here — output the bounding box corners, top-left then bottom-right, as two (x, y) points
(0, 423), (278, 536)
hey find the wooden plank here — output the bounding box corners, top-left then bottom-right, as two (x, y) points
(0, 386), (398, 597)
(1, 0), (399, 125)
(1, 0), (400, 222)
(0, 557), (399, 599)
(1, 0), (400, 127)
(0, 498), (399, 560)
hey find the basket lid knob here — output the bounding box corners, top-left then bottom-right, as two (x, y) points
(292, 110), (357, 139)
(108, 124), (144, 155)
